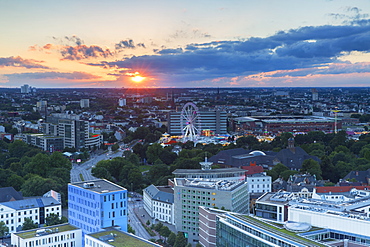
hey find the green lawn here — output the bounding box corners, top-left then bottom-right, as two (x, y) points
(138, 165), (151, 172)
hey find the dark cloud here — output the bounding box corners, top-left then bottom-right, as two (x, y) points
(0, 56), (50, 69)
(5, 71), (99, 80)
(64, 35), (84, 46)
(86, 22), (370, 84)
(156, 48), (183, 55)
(115, 39), (146, 50)
(60, 45), (114, 60)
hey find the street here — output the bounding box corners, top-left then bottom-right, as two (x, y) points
(70, 148), (124, 183)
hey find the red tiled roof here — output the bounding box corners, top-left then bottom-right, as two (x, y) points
(315, 186), (370, 193)
(241, 165), (264, 175)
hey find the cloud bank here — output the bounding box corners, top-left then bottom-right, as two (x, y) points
(0, 56), (50, 69)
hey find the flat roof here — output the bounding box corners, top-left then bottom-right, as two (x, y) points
(173, 168), (245, 174)
(89, 229), (160, 247)
(14, 224), (78, 239)
(69, 179), (126, 194)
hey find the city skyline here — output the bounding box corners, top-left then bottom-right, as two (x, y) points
(1, 0), (370, 88)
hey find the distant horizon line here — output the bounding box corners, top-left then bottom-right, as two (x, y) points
(1, 86), (370, 89)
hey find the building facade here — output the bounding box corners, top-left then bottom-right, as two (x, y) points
(143, 185), (175, 225)
(173, 178), (249, 245)
(0, 197), (61, 233)
(11, 223), (82, 247)
(246, 172), (272, 194)
(42, 113), (103, 150)
(68, 179), (128, 237)
(168, 109), (227, 136)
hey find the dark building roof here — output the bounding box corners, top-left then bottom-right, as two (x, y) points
(209, 145), (320, 171)
(275, 146), (321, 170)
(343, 169), (370, 185)
(144, 185), (174, 204)
(0, 187), (23, 202)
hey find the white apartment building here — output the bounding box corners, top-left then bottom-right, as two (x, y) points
(11, 223), (82, 247)
(246, 172), (271, 194)
(143, 185), (175, 225)
(0, 197), (61, 233)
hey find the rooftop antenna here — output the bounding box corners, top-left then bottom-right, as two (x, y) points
(200, 152), (212, 170)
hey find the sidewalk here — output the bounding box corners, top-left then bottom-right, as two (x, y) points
(133, 201), (177, 235)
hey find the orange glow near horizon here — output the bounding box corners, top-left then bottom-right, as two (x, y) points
(127, 71), (145, 83)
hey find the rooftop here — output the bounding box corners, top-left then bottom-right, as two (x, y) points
(172, 167), (245, 174)
(89, 229), (160, 247)
(14, 224), (78, 239)
(229, 214), (326, 247)
(70, 179), (126, 194)
(175, 178), (245, 191)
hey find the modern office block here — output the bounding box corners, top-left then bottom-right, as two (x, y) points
(168, 109), (227, 135)
(68, 179), (128, 238)
(174, 178), (249, 245)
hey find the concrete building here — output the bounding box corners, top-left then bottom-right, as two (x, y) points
(198, 206), (226, 247)
(68, 179), (128, 238)
(80, 99), (90, 108)
(168, 109), (227, 136)
(20, 84), (30, 94)
(143, 185), (175, 225)
(0, 197), (61, 233)
(254, 191), (293, 223)
(246, 172), (271, 194)
(23, 134), (64, 152)
(173, 178), (249, 245)
(118, 98), (126, 107)
(42, 113), (103, 150)
(11, 223), (82, 247)
(86, 228), (161, 247)
(216, 213), (325, 247)
(232, 115), (340, 134)
(288, 197), (370, 238)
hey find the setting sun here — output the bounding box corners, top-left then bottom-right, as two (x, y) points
(131, 75), (145, 83)
(127, 72), (145, 83)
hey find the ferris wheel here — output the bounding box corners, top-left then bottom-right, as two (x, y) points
(181, 102), (201, 142)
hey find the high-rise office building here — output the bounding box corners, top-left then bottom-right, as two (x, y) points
(173, 178), (249, 245)
(68, 179), (128, 242)
(80, 99), (90, 108)
(168, 109), (227, 135)
(43, 113), (103, 149)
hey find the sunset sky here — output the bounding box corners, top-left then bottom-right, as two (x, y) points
(1, 0), (370, 88)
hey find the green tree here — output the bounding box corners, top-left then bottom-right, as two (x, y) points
(7, 174), (24, 191)
(236, 136), (259, 148)
(45, 213), (67, 226)
(267, 163), (289, 181)
(159, 226), (171, 241)
(174, 232), (187, 247)
(146, 143), (163, 164)
(24, 153), (51, 177)
(301, 159), (322, 180)
(168, 232), (177, 246)
(8, 140), (30, 158)
(22, 218), (38, 230)
(111, 143), (119, 152)
(128, 224), (136, 235)
(0, 221), (9, 239)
